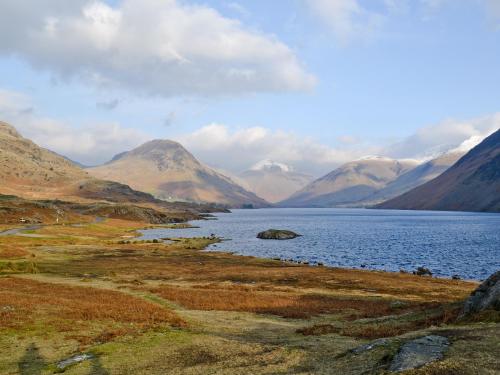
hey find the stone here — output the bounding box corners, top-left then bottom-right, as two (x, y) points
(413, 267), (432, 276)
(256, 229), (301, 240)
(460, 270), (500, 318)
(57, 353), (94, 370)
(389, 335), (449, 372)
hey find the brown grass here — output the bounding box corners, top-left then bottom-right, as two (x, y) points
(0, 277), (184, 329)
(152, 284), (399, 319)
(297, 324), (340, 336)
(0, 246), (30, 258)
(297, 305), (461, 339)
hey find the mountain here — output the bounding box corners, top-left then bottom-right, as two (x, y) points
(377, 129), (500, 212)
(0, 121), (161, 204)
(279, 157), (419, 207)
(238, 160), (313, 203)
(87, 139), (269, 208)
(360, 151), (465, 205)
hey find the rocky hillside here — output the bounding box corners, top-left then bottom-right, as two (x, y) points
(377, 128), (500, 212)
(87, 139), (269, 208)
(279, 157), (419, 207)
(0, 121), (167, 205)
(238, 160), (313, 203)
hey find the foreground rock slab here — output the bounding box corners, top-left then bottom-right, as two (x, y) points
(460, 270), (500, 318)
(57, 353), (94, 371)
(389, 335), (449, 372)
(257, 229), (301, 240)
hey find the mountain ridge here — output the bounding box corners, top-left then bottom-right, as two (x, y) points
(279, 157), (419, 207)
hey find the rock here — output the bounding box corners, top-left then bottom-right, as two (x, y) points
(351, 338), (389, 354)
(390, 300), (407, 309)
(389, 335), (449, 372)
(451, 274), (461, 280)
(460, 270), (500, 318)
(57, 353), (94, 370)
(257, 229), (301, 240)
(413, 267), (432, 276)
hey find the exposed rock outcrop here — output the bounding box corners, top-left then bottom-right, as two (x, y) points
(389, 335), (449, 372)
(257, 229), (301, 240)
(460, 270), (500, 318)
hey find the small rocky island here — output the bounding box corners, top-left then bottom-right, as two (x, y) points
(257, 229), (301, 240)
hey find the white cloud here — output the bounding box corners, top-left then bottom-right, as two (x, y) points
(0, 88), (149, 165)
(178, 113), (499, 176)
(176, 123), (372, 175)
(306, 0), (385, 43)
(384, 113), (500, 159)
(0, 0), (315, 97)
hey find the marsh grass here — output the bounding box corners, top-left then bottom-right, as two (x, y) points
(0, 277), (184, 330)
(152, 284), (403, 319)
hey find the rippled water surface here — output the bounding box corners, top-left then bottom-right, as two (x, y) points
(140, 208), (500, 280)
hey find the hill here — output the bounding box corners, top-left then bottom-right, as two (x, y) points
(279, 157), (419, 207)
(0, 121), (198, 208)
(87, 139), (269, 208)
(360, 152), (464, 205)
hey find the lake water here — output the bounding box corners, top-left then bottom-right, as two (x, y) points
(140, 208), (500, 280)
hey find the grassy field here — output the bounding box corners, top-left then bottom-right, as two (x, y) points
(0, 218), (498, 374)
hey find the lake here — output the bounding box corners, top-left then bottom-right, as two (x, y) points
(140, 208), (500, 280)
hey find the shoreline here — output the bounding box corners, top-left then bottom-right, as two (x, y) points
(139, 210), (495, 281)
(0, 217), (497, 374)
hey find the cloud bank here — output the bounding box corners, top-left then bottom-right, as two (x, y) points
(1, 88), (497, 175)
(0, 0), (315, 97)
(0, 89), (149, 166)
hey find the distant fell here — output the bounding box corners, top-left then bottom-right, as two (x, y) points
(279, 157), (419, 207)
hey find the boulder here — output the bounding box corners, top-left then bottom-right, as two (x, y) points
(460, 270), (500, 318)
(413, 267), (432, 276)
(257, 229), (301, 240)
(389, 335), (449, 372)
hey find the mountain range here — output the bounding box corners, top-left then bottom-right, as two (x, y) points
(87, 139), (269, 208)
(377, 128), (500, 212)
(2, 120), (498, 212)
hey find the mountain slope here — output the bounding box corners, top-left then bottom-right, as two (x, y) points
(0, 121), (161, 204)
(238, 160), (313, 203)
(360, 151), (464, 205)
(87, 139), (269, 208)
(279, 157), (419, 207)
(377, 129), (500, 212)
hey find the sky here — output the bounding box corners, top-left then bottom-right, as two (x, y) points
(0, 0), (499, 176)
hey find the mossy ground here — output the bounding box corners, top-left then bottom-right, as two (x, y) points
(0, 219), (498, 374)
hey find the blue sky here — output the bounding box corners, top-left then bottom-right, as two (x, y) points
(0, 0), (499, 175)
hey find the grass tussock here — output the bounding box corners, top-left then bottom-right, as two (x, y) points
(152, 285), (397, 319)
(0, 277), (184, 329)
